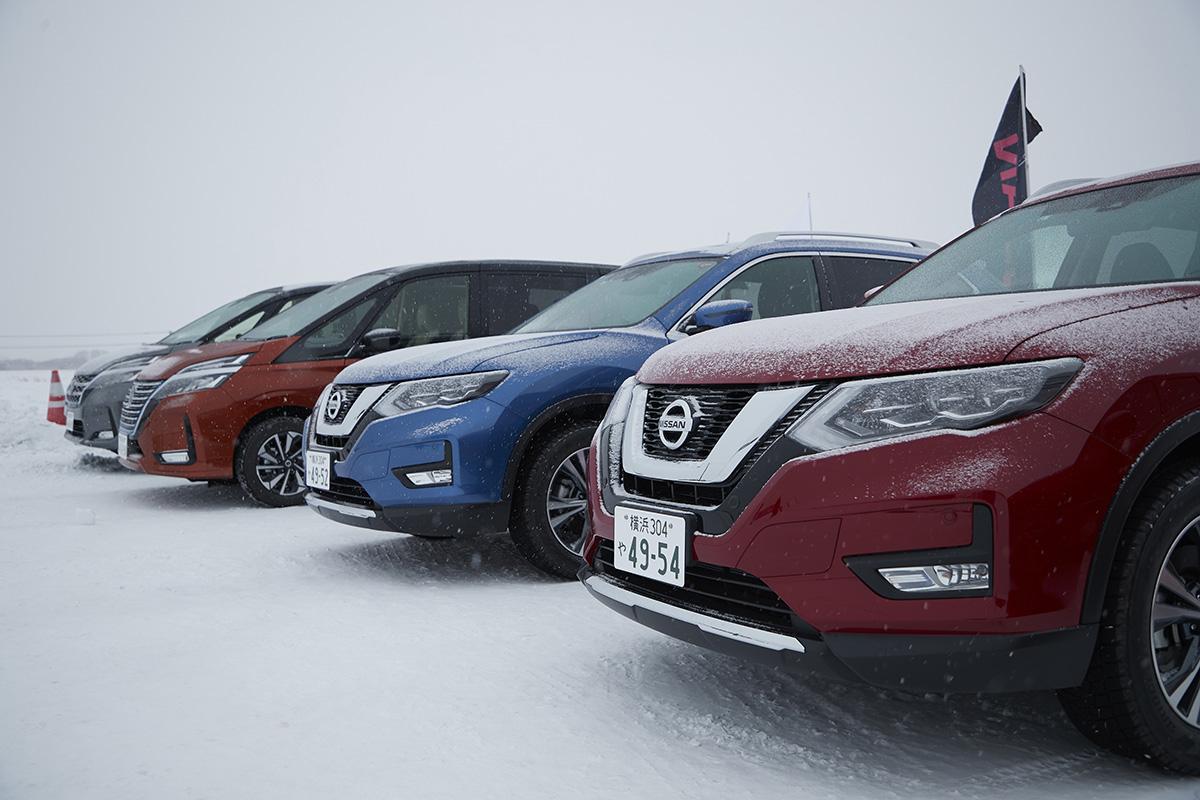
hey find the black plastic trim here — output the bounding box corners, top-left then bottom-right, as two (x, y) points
(843, 504), (994, 600)
(392, 442), (453, 489)
(1082, 410), (1200, 624)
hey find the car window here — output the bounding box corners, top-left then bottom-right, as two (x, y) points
(484, 272), (589, 335)
(371, 274), (471, 347)
(709, 256), (820, 319)
(820, 256), (914, 308)
(289, 294), (383, 360)
(872, 174), (1200, 304)
(158, 291), (276, 345)
(242, 273), (393, 341)
(212, 310), (268, 342)
(514, 259), (717, 333)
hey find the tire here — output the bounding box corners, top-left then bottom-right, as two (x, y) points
(510, 420), (597, 579)
(235, 416), (309, 508)
(1058, 458), (1200, 774)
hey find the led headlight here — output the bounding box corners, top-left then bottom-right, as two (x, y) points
(158, 354), (250, 398)
(103, 355), (160, 378)
(375, 371), (508, 417)
(789, 358), (1082, 452)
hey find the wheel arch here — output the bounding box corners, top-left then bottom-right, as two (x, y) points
(1084, 409), (1200, 623)
(232, 404), (313, 461)
(502, 394), (613, 507)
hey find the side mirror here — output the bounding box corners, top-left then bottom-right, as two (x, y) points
(684, 299), (754, 334)
(359, 327), (405, 355)
(862, 285), (884, 302)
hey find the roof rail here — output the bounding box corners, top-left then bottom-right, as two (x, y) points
(741, 230), (938, 250)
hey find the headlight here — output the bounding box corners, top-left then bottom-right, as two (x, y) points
(375, 371), (508, 417)
(788, 358), (1082, 452)
(159, 354), (250, 398)
(104, 355), (159, 377)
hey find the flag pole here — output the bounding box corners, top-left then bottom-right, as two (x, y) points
(1018, 65), (1030, 197)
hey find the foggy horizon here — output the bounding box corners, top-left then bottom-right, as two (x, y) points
(2, 0), (1198, 358)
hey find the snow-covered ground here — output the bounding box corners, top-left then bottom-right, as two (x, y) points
(0, 369), (1196, 800)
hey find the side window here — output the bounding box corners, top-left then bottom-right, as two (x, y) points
(483, 272), (589, 335)
(212, 310), (268, 342)
(371, 274), (472, 347)
(293, 295), (382, 359)
(822, 256), (915, 308)
(709, 256), (820, 320)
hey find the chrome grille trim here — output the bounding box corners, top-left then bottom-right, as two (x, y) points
(65, 374), (97, 407)
(119, 381), (163, 436)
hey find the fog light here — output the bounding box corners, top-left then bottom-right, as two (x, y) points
(406, 469), (452, 486)
(878, 563), (990, 593)
(158, 450), (191, 465)
(97, 430), (114, 440)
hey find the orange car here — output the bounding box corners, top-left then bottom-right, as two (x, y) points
(118, 260), (611, 505)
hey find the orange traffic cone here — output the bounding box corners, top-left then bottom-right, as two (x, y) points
(47, 369), (66, 425)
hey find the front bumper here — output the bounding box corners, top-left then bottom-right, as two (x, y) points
(303, 398), (524, 537)
(63, 380), (130, 452)
(582, 567), (1096, 693)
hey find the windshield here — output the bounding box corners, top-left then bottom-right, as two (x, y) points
(158, 291), (275, 345)
(241, 272), (393, 341)
(871, 174), (1200, 305)
(513, 258), (718, 333)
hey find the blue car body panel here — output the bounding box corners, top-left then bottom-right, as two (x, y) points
(305, 237), (933, 535)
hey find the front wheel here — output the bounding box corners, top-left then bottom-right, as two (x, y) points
(1059, 459), (1200, 774)
(235, 416), (309, 507)
(510, 421), (596, 579)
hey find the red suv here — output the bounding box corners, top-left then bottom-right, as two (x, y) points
(582, 163), (1200, 772)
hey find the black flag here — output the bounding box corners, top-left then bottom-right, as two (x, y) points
(971, 70), (1043, 226)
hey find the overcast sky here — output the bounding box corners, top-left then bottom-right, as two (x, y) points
(2, 0), (1198, 356)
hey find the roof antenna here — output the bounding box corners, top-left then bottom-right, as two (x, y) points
(807, 192), (814, 234)
(725, 231), (731, 244)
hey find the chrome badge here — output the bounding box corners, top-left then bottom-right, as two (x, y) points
(657, 398), (697, 450)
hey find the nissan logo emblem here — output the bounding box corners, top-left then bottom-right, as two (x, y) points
(324, 389), (347, 422)
(657, 398), (698, 450)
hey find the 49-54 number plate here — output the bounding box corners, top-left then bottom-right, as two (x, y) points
(613, 505), (687, 587)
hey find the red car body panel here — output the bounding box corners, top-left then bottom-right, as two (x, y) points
(585, 285), (1200, 639)
(122, 336), (347, 480)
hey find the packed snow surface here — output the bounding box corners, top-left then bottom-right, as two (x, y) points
(1, 370), (1196, 799)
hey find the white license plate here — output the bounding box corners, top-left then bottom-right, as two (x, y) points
(117, 433), (129, 459)
(613, 505), (687, 587)
(306, 450), (331, 491)
(65, 410), (75, 430)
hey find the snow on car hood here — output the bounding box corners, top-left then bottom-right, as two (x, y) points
(337, 332), (603, 384)
(638, 284), (1200, 385)
(75, 344), (171, 376)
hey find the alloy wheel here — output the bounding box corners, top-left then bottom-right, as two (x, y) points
(545, 447), (590, 556)
(255, 430), (306, 498)
(1152, 513), (1200, 728)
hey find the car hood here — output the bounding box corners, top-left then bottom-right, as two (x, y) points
(638, 284), (1200, 385)
(75, 344), (172, 376)
(136, 339), (276, 381)
(337, 331), (614, 384)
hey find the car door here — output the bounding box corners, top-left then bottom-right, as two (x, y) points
(365, 270), (477, 349)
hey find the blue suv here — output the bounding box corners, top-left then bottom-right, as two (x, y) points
(303, 232), (933, 576)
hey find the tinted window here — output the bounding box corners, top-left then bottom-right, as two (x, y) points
(288, 293), (384, 360)
(372, 274), (472, 347)
(709, 256), (820, 319)
(484, 272), (589, 335)
(242, 273), (393, 341)
(515, 259), (717, 333)
(822, 256), (914, 308)
(872, 174), (1200, 305)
